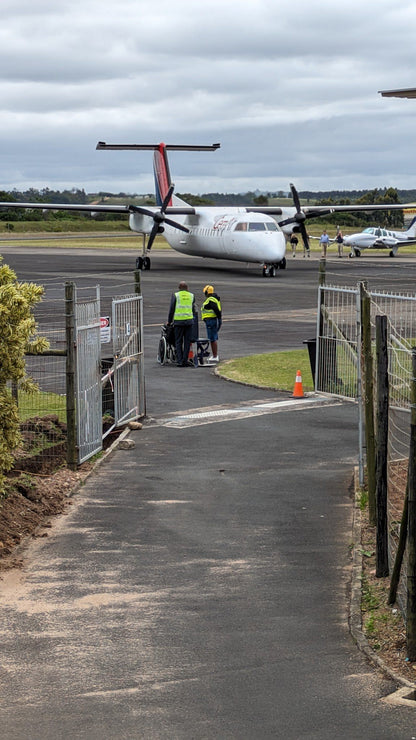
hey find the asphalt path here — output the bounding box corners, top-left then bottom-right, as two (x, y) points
(1, 246), (416, 738)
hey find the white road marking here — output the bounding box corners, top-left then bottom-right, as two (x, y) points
(156, 396), (341, 428)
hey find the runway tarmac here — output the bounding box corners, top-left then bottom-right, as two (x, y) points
(1, 247), (416, 737)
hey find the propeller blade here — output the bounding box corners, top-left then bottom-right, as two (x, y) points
(161, 184), (175, 213)
(164, 217), (189, 233)
(290, 183), (301, 213)
(129, 205), (155, 217)
(278, 215), (298, 227)
(147, 222), (160, 251)
(132, 183), (188, 249)
(299, 223), (310, 252)
(278, 183), (307, 229)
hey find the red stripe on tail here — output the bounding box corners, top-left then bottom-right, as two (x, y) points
(153, 143), (172, 206)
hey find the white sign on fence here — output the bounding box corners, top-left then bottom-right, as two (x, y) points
(100, 316), (111, 344)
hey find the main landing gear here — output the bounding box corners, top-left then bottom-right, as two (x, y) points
(135, 234), (152, 271)
(262, 258), (286, 277)
(136, 255), (151, 270)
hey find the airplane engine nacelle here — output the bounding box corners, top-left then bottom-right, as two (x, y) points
(129, 212), (153, 234)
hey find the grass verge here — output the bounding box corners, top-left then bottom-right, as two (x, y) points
(217, 349), (314, 391)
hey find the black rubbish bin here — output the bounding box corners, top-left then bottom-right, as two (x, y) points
(303, 338), (316, 385)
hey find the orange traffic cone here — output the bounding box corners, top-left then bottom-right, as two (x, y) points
(292, 369), (305, 398)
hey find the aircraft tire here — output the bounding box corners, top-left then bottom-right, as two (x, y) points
(136, 256), (143, 269)
(389, 250), (395, 257)
(269, 266), (275, 277)
(144, 256), (151, 270)
(279, 258), (286, 270)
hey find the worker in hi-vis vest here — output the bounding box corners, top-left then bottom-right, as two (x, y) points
(201, 284), (222, 362)
(167, 281), (197, 367)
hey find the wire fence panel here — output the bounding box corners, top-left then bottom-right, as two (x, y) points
(316, 285), (359, 398)
(318, 282), (416, 621)
(112, 294), (144, 425)
(75, 292), (102, 464)
(368, 290), (416, 619)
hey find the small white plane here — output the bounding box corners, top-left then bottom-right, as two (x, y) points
(1, 141), (415, 277)
(343, 218), (416, 257)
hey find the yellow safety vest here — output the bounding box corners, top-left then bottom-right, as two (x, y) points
(201, 295), (221, 321)
(173, 290), (194, 322)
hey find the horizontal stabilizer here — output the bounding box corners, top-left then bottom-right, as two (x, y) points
(97, 142), (220, 151)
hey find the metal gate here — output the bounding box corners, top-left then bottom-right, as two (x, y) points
(112, 294), (145, 426)
(315, 285), (360, 399)
(75, 289), (102, 464)
(75, 290), (144, 465)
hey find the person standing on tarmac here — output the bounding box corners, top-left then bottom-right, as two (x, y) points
(319, 230), (330, 258)
(290, 233), (298, 257)
(335, 230), (344, 257)
(201, 284), (222, 362)
(167, 281), (196, 367)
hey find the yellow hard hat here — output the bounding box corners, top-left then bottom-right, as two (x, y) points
(203, 284), (214, 294)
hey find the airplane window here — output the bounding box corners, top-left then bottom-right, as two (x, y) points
(248, 222), (266, 231)
(266, 222), (278, 231)
(234, 222), (248, 231)
(363, 228), (374, 234)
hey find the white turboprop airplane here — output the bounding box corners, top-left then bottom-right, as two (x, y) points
(343, 217), (416, 257)
(1, 141), (415, 277)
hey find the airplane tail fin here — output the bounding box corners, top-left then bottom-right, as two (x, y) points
(153, 144), (172, 206)
(405, 215), (416, 237)
(96, 141), (220, 207)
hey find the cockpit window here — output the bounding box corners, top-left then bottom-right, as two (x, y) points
(234, 221), (278, 232)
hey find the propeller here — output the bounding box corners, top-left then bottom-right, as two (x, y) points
(130, 184), (189, 250)
(278, 183), (310, 252)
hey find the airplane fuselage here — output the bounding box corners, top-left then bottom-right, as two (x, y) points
(343, 222), (416, 253)
(129, 208), (286, 266)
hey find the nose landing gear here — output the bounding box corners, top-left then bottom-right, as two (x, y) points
(136, 255), (151, 270)
(262, 258), (286, 277)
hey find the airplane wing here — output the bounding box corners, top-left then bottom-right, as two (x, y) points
(247, 203), (416, 217)
(374, 237), (416, 248)
(379, 88), (416, 98)
(0, 201), (131, 214)
(0, 201), (196, 216)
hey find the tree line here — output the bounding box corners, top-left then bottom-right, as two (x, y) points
(0, 186), (412, 228)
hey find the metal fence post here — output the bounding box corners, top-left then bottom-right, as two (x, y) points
(65, 281), (77, 470)
(360, 281), (376, 526)
(356, 288), (364, 486)
(134, 269), (142, 295)
(375, 314), (389, 577)
(406, 349), (416, 659)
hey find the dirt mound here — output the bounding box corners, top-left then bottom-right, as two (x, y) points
(0, 415), (95, 569)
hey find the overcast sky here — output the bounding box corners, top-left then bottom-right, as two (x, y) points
(1, 0), (415, 196)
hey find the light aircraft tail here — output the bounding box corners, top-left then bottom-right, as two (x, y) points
(405, 215), (416, 237)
